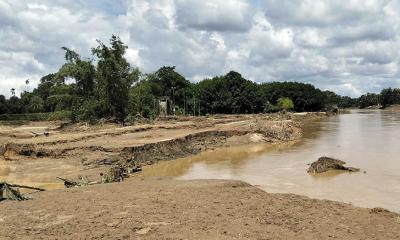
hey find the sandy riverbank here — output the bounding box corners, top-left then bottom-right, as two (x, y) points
(1, 179), (399, 239)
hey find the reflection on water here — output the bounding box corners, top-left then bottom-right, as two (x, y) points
(140, 110), (400, 212)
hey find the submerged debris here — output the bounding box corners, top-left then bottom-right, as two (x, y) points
(0, 182), (45, 201)
(307, 157), (360, 174)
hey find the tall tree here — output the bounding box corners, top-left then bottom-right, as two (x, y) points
(150, 66), (190, 110)
(92, 35), (138, 121)
(0, 95), (8, 114)
(57, 47), (96, 96)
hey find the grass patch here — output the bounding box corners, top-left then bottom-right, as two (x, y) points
(0, 111), (71, 122)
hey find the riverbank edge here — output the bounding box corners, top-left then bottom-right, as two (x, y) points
(0, 179), (399, 239)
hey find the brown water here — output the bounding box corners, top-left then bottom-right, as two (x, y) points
(140, 110), (400, 212)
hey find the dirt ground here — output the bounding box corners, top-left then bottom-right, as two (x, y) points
(1, 113), (399, 239)
(0, 114), (306, 189)
(0, 179), (399, 240)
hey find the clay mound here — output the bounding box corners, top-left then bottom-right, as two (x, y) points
(307, 157), (360, 174)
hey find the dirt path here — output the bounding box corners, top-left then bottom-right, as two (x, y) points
(0, 179), (399, 240)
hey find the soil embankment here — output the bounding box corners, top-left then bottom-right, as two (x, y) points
(0, 114), (306, 188)
(0, 179), (399, 239)
(383, 104), (400, 111)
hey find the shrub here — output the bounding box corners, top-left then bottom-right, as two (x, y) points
(71, 99), (100, 124)
(277, 97), (294, 112)
(263, 102), (280, 113)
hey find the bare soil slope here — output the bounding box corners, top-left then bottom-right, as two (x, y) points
(0, 179), (399, 240)
(0, 114), (305, 188)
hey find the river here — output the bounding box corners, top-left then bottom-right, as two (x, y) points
(140, 110), (400, 212)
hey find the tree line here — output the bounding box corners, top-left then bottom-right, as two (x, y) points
(358, 88), (400, 109)
(0, 35), (398, 123)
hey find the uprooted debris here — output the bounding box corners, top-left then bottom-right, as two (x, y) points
(0, 182), (45, 201)
(57, 164), (142, 188)
(57, 176), (92, 188)
(307, 157), (360, 174)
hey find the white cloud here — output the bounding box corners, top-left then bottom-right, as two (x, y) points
(0, 0), (399, 98)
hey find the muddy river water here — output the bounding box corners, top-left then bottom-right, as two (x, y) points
(141, 110), (400, 212)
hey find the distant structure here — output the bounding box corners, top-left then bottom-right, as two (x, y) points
(159, 96), (171, 116)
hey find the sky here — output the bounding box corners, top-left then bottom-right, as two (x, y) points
(0, 0), (399, 97)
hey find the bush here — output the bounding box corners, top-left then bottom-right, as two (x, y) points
(71, 99), (100, 124)
(263, 102), (280, 113)
(277, 97), (294, 112)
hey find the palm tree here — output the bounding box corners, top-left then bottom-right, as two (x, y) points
(10, 88), (15, 96)
(29, 96), (44, 113)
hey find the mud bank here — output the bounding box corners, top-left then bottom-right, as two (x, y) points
(119, 120), (301, 168)
(0, 114), (304, 187)
(0, 179), (399, 240)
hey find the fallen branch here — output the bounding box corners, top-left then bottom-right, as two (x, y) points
(0, 182), (45, 201)
(5, 183), (45, 192)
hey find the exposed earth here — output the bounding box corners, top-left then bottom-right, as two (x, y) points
(0, 114), (305, 189)
(0, 179), (399, 240)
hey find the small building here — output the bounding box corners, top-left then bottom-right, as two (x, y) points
(159, 96), (171, 116)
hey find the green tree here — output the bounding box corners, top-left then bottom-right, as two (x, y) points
(128, 80), (159, 119)
(358, 93), (380, 108)
(6, 96), (22, 114)
(194, 71), (263, 114)
(380, 88), (400, 107)
(71, 98), (101, 124)
(28, 96), (45, 113)
(0, 95), (8, 114)
(47, 83), (74, 111)
(150, 66), (191, 111)
(277, 97), (294, 112)
(56, 47), (96, 96)
(260, 82), (325, 112)
(92, 35), (138, 122)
